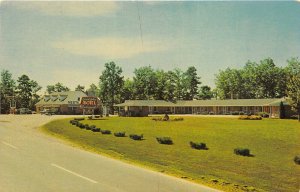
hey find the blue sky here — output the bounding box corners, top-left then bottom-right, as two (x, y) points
(0, 1), (300, 92)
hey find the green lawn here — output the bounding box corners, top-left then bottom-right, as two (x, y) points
(41, 116), (300, 192)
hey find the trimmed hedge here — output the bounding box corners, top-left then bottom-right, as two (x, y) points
(101, 130), (111, 134)
(190, 142), (207, 150)
(234, 148), (250, 156)
(114, 132), (126, 137)
(79, 123), (85, 129)
(294, 155), (300, 165)
(238, 115), (262, 120)
(156, 137), (173, 145)
(85, 124), (91, 130)
(92, 127), (101, 132)
(129, 134), (143, 140)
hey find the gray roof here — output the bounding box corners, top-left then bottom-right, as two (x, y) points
(114, 98), (288, 107)
(35, 91), (87, 106)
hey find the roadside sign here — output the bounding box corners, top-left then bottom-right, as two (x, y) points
(80, 97), (98, 108)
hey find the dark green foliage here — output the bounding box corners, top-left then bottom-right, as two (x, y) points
(279, 101), (285, 119)
(129, 134), (143, 140)
(238, 115), (262, 120)
(257, 112), (269, 118)
(90, 125), (96, 129)
(190, 142), (207, 150)
(92, 127), (100, 132)
(173, 117), (184, 121)
(234, 148), (250, 156)
(84, 124), (91, 130)
(163, 114), (169, 121)
(114, 132), (126, 137)
(79, 124), (85, 129)
(294, 155), (300, 165)
(101, 130), (111, 134)
(156, 137), (173, 145)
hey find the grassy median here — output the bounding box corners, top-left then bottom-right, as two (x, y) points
(41, 116), (300, 192)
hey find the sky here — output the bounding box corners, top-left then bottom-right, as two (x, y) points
(0, 1), (300, 92)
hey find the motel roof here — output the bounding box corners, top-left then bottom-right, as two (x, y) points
(35, 91), (87, 106)
(114, 98), (288, 107)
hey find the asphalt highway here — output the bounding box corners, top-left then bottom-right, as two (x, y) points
(0, 115), (221, 192)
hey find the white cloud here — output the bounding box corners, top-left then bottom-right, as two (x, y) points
(10, 1), (119, 17)
(52, 37), (170, 59)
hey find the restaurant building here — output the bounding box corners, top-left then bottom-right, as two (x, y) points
(35, 91), (101, 115)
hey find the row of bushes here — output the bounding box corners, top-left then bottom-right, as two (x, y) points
(70, 119), (300, 163)
(238, 115), (262, 120)
(151, 117), (184, 121)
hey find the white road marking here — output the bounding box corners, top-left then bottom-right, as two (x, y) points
(51, 163), (98, 184)
(2, 141), (18, 149)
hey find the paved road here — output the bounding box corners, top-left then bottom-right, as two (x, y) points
(0, 115), (221, 192)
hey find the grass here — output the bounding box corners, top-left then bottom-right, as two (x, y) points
(41, 116), (300, 192)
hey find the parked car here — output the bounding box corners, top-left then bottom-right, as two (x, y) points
(40, 109), (56, 115)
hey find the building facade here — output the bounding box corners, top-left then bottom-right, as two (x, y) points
(115, 98), (294, 118)
(35, 91), (101, 115)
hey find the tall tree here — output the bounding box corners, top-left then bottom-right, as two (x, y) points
(121, 79), (135, 101)
(46, 83), (70, 94)
(99, 62), (124, 113)
(86, 83), (99, 97)
(0, 70), (16, 113)
(172, 68), (184, 100)
(164, 71), (176, 101)
(215, 68), (243, 99)
(182, 66), (201, 100)
(154, 70), (168, 100)
(75, 84), (85, 92)
(16, 75), (41, 109)
(30, 80), (42, 110)
(198, 85), (213, 100)
(133, 66), (157, 100)
(286, 58), (300, 121)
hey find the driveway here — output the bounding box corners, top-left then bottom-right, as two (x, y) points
(0, 114), (221, 192)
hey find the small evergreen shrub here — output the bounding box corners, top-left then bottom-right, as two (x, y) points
(152, 117), (162, 121)
(101, 130), (111, 134)
(234, 148), (250, 156)
(74, 118), (85, 121)
(190, 142), (207, 150)
(114, 132), (126, 137)
(79, 124), (85, 129)
(129, 134), (143, 140)
(294, 155), (300, 165)
(92, 127), (100, 132)
(231, 111), (239, 115)
(89, 125), (96, 129)
(84, 124), (91, 130)
(156, 137), (173, 145)
(238, 115), (262, 120)
(173, 117), (184, 121)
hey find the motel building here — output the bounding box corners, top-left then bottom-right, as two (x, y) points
(35, 91), (101, 115)
(115, 98), (294, 118)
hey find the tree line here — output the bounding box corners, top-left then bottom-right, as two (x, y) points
(0, 57), (299, 119)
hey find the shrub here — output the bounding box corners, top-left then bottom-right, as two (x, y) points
(70, 120), (78, 125)
(84, 124), (91, 130)
(173, 117), (184, 121)
(129, 134), (143, 140)
(234, 148), (250, 156)
(79, 124), (85, 129)
(152, 117), (163, 121)
(257, 112), (269, 118)
(294, 155), (300, 165)
(190, 141), (207, 150)
(101, 130), (111, 134)
(156, 137), (173, 145)
(89, 125), (96, 129)
(74, 118), (85, 121)
(231, 111), (239, 115)
(238, 115), (262, 120)
(163, 114), (170, 121)
(92, 127), (100, 132)
(239, 112), (244, 115)
(114, 132), (126, 137)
